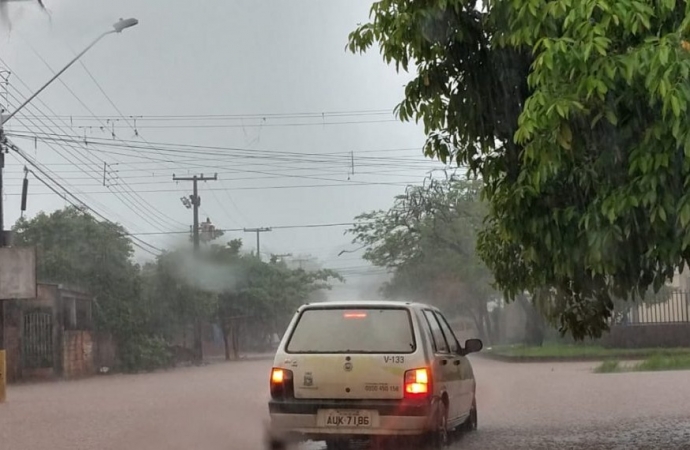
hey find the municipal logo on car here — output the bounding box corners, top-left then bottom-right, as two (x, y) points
(303, 372), (313, 387)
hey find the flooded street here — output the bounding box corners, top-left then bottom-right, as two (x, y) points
(1, 357), (689, 450)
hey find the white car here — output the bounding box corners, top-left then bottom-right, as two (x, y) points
(266, 301), (483, 449)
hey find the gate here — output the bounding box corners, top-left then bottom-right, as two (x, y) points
(22, 310), (54, 369)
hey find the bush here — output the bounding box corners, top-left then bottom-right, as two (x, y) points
(118, 334), (174, 373)
(594, 360), (621, 373)
(634, 355), (690, 372)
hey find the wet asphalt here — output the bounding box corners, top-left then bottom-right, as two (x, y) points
(1, 356), (689, 449)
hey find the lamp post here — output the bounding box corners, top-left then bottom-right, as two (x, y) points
(0, 17), (139, 246)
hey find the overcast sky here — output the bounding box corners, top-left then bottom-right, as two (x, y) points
(1, 0), (446, 298)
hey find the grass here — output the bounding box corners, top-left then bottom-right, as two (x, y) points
(489, 344), (690, 359)
(593, 354), (690, 373)
(593, 359), (621, 373)
(634, 354), (690, 371)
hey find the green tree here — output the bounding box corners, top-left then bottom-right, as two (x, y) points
(12, 206), (142, 337)
(205, 241), (342, 359)
(349, 0), (690, 338)
(11, 207), (173, 371)
(350, 176), (502, 342)
(140, 249), (218, 362)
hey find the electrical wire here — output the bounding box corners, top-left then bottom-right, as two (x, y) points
(0, 180), (419, 195)
(0, 54), (187, 229)
(2, 91), (177, 237)
(8, 141), (162, 256)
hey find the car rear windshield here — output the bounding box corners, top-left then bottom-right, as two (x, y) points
(286, 307), (415, 354)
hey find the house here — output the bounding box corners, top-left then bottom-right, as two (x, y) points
(1, 283), (95, 382)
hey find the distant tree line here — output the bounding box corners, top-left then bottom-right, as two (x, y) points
(12, 206), (341, 372)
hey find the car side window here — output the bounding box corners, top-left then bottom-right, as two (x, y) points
(435, 312), (460, 355)
(422, 310), (449, 353)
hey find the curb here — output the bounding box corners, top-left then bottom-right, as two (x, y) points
(479, 352), (657, 363)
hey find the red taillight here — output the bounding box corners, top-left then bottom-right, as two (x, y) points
(271, 368), (285, 384)
(404, 368), (430, 398)
(270, 367), (294, 399)
(343, 312), (367, 318)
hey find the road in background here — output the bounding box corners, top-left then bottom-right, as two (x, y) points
(1, 357), (689, 449)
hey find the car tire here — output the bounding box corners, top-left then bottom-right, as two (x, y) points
(427, 403), (450, 449)
(462, 397), (478, 432)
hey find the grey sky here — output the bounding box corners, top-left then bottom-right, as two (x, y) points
(1, 0), (445, 297)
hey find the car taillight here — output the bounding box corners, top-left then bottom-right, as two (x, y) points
(404, 368), (430, 398)
(270, 367), (294, 399)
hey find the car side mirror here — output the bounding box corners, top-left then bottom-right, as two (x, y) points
(463, 338), (483, 355)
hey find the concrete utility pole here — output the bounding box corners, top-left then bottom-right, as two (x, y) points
(0, 19), (138, 247)
(173, 174), (218, 251)
(243, 227), (271, 261)
(172, 173), (217, 363)
(0, 18), (139, 402)
(291, 256), (314, 270)
(0, 69), (10, 248)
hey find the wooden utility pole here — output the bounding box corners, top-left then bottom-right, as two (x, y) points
(243, 227), (272, 261)
(172, 173), (217, 363)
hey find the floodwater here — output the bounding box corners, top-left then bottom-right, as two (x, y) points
(1, 356), (689, 449)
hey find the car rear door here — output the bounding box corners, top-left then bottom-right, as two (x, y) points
(435, 311), (473, 417)
(283, 306), (417, 401)
(421, 309), (462, 422)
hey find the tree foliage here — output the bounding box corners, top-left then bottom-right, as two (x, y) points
(206, 242), (342, 356)
(350, 176), (498, 341)
(13, 207), (342, 369)
(12, 206), (142, 337)
(349, 0), (690, 338)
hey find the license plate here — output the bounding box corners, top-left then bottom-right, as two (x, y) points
(317, 409), (376, 428)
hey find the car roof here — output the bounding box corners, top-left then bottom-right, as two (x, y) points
(299, 300), (436, 311)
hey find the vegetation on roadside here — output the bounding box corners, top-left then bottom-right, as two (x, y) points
(490, 344), (690, 360)
(594, 354), (690, 373)
(349, 177), (529, 345)
(350, 0), (690, 340)
(13, 206), (342, 372)
(593, 360), (621, 373)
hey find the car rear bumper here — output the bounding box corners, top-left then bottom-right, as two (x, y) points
(268, 398), (434, 439)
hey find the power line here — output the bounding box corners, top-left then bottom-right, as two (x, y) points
(14, 109), (394, 121)
(0, 92), (153, 234)
(1, 91), (177, 237)
(62, 119), (400, 129)
(0, 180), (419, 195)
(8, 140), (162, 256)
(4, 131), (433, 164)
(0, 54), (187, 229)
(126, 221), (366, 236)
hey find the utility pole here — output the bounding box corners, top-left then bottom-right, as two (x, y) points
(0, 69), (10, 248)
(292, 257), (313, 270)
(243, 227), (272, 261)
(173, 173), (218, 251)
(172, 173), (217, 363)
(0, 70), (9, 364)
(271, 253), (292, 264)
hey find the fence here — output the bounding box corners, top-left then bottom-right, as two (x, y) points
(614, 290), (690, 325)
(22, 310), (54, 369)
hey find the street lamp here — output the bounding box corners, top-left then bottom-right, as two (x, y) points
(0, 18), (139, 126)
(0, 17), (139, 245)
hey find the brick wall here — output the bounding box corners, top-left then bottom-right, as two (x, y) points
(62, 331), (94, 378)
(602, 323), (690, 348)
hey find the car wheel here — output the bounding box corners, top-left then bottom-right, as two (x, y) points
(462, 398), (478, 432)
(427, 404), (450, 448)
